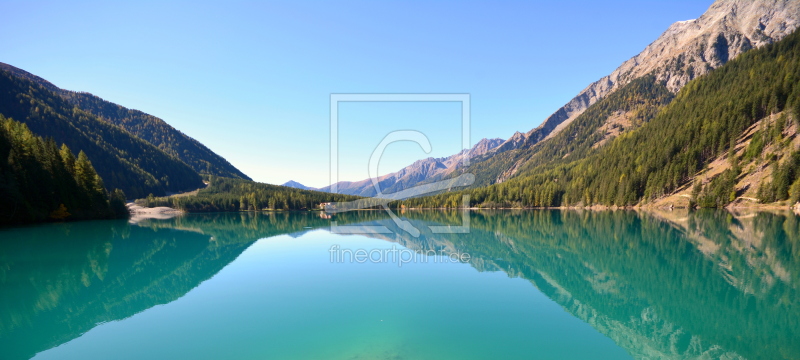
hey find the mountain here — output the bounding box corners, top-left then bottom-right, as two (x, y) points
(281, 180), (314, 190)
(465, 75), (675, 188)
(0, 68), (203, 198)
(0, 62), (250, 180)
(319, 137), (504, 197)
(456, 0), (800, 188)
(401, 23), (800, 208)
(493, 0), (800, 155)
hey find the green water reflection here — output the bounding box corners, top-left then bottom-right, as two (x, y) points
(0, 210), (797, 359)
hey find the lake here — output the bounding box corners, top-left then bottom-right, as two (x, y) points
(1, 210), (798, 360)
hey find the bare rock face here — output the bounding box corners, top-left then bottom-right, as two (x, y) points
(493, 131), (528, 154)
(501, 0), (800, 152)
(469, 137), (507, 157)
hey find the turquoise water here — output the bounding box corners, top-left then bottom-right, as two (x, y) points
(1, 210), (798, 359)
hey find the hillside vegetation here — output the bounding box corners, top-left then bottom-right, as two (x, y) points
(0, 62), (250, 181)
(136, 177), (361, 212)
(64, 91), (250, 180)
(0, 69), (203, 198)
(458, 76), (675, 188)
(0, 115), (128, 225)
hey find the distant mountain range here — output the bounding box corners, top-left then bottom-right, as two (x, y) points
(281, 180), (314, 190)
(0, 63), (250, 198)
(316, 137), (504, 197)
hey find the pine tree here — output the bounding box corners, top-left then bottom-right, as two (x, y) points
(75, 151), (97, 191)
(59, 144), (76, 176)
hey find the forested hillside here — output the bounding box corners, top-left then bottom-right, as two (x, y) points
(136, 177), (361, 212)
(64, 92), (250, 180)
(0, 69), (203, 198)
(0, 62), (250, 180)
(458, 76), (675, 187)
(399, 29), (800, 209)
(0, 115), (128, 225)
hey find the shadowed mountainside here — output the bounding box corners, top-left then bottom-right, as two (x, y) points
(0, 62), (250, 182)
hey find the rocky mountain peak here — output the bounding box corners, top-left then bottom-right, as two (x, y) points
(505, 0), (800, 151)
(492, 131), (527, 154)
(469, 137), (505, 157)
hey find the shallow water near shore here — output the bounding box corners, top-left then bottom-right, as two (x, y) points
(1, 210), (798, 360)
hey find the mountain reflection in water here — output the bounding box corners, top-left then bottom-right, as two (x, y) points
(0, 210), (797, 360)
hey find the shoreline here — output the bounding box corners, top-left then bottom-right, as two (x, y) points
(157, 205), (797, 215)
(127, 203), (184, 223)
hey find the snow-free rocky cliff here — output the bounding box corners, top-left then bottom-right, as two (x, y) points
(502, 0), (800, 151)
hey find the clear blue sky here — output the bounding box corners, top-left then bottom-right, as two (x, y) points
(1, 0), (712, 188)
